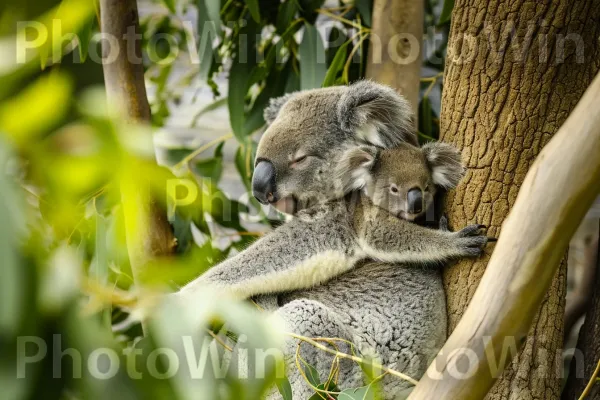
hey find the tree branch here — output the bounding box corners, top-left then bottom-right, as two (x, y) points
(99, 0), (176, 284)
(366, 0), (424, 120)
(408, 71), (600, 399)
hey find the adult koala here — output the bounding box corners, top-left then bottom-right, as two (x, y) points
(253, 80), (416, 214)
(180, 81), (447, 398)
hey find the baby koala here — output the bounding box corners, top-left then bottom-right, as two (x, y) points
(333, 141), (486, 263)
(337, 141), (464, 222)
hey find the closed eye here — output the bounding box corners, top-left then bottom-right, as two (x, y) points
(293, 155), (307, 164)
(289, 154), (310, 168)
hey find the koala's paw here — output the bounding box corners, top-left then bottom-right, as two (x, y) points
(454, 224), (488, 257)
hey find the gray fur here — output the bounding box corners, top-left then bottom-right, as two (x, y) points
(337, 80), (417, 147)
(276, 263), (446, 398)
(179, 155), (485, 398)
(264, 92), (297, 124)
(422, 142), (465, 189)
(178, 85), (483, 398)
(338, 142), (465, 222)
(255, 80), (417, 212)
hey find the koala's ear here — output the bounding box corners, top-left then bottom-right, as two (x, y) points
(337, 80), (418, 147)
(422, 142), (465, 189)
(335, 146), (379, 193)
(264, 93), (296, 125)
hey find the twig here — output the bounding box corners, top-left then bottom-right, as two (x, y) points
(173, 132), (234, 171)
(579, 358), (600, 400)
(317, 8), (370, 32)
(422, 72), (444, 99)
(286, 332), (419, 386)
(190, 97), (228, 127)
(342, 33), (370, 83)
(208, 329), (234, 352)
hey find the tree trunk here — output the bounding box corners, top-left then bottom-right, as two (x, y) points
(366, 0), (424, 117)
(99, 0), (176, 283)
(438, 0), (600, 398)
(408, 69), (600, 400)
(563, 228), (600, 400)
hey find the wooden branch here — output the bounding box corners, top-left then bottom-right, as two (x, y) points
(408, 71), (600, 400)
(366, 0), (424, 120)
(99, 0), (176, 282)
(100, 0), (151, 122)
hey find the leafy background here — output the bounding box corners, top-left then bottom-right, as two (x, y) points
(0, 0), (454, 399)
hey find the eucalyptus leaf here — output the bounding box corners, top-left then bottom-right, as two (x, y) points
(299, 23), (327, 90)
(162, 0), (176, 13)
(191, 142), (224, 183)
(355, 0), (373, 27)
(246, 0), (261, 23)
(438, 0), (455, 25)
(276, 377), (293, 400)
(0, 142), (23, 335)
(419, 96), (433, 138)
(228, 18), (260, 141)
(197, 0), (222, 81)
(322, 40), (349, 87)
(276, 0), (299, 34)
(338, 384), (376, 400)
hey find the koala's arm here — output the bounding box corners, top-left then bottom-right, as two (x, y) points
(353, 197), (487, 265)
(178, 210), (360, 301)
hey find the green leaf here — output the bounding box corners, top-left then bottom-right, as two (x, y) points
(298, 0), (326, 24)
(197, 0), (222, 81)
(0, 73), (73, 148)
(276, 0), (299, 34)
(247, 0), (261, 23)
(299, 23), (327, 90)
(419, 96), (433, 138)
(322, 40), (349, 87)
(355, 0), (373, 27)
(308, 381), (341, 400)
(191, 97), (228, 127)
(303, 362), (321, 387)
(0, 142), (24, 335)
(326, 27), (348, 66)
(228, 18), (260, 141)
(338, 385), (376, 400)
(235, 139), (257, 191)
(77, 14), (96, 62)
(191, 142), (224, 183)
(276, 377), (293, 400)
(228, 59), (252, 141)
(438, 0), (455, 25)
(162, 0), (176, 13)
(244, 61), (292, 135)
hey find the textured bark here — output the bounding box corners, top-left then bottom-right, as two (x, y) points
(438, 0), (600, 398)
(99, 0), (176, 282)
(408, 70), (600, 400)
(563, 230), (600, 400)
(366, 0), (424, 117)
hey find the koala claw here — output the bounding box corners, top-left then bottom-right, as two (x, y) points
(456, 233), (488, 257)
(456, 224), (486, 237)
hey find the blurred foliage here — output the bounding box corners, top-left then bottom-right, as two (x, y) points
(0, 0), (453, 398)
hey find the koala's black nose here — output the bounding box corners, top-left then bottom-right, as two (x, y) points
(407, 188), (424, 214)
(252, 160), (278, 204)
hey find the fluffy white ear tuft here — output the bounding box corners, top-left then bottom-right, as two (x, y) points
(422, 142), (465, 189)
(264, 93), (297, 125)
(337, 80), (418, 148)
(335, 146), (379, 194)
